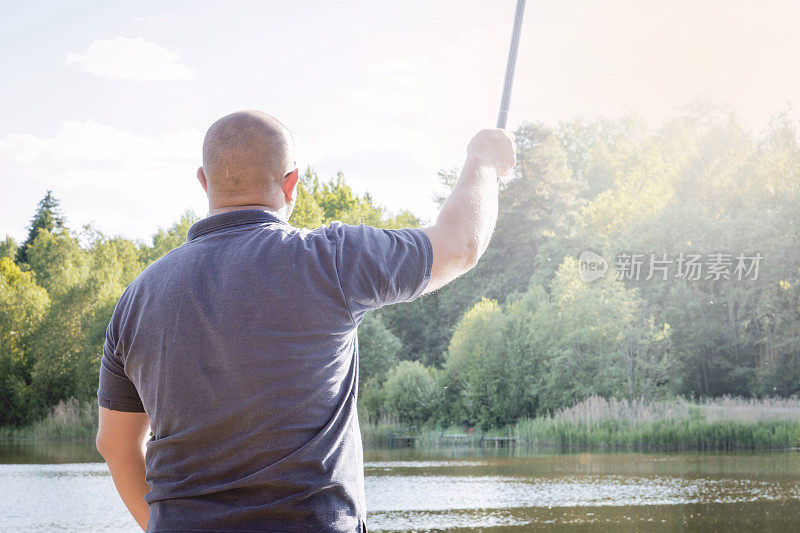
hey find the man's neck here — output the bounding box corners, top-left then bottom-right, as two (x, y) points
(208, 204), (286, 221)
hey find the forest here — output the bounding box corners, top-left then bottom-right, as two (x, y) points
(1, 103), (798, 437)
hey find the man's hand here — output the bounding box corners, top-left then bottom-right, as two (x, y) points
(96, 407), (151, 530)
(421, 129), (516, 294)
(466, 128), (517, 177)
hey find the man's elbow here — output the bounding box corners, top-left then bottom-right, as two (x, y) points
(96, 430), (120, 459)
(96, 435), (137, 462)
(96, 432), (110, 458)
(424, 225), (484, 283)
(462, 238), (481, 270)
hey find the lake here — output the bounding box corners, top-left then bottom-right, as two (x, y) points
(1, 441), (799, 531)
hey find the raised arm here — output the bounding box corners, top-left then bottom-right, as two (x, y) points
(421, 129), (516, 293)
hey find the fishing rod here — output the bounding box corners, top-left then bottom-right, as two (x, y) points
(497, 0), (527, 129)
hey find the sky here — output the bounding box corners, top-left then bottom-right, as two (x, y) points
(1, 0), (799, 243)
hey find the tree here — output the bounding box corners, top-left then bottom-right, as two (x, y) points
(26, 231), (140, 414)
(556, 114), (647, 200)
(532, 258), (671, 413)
(18, 190), (66, 263)
(442, 265), (672, 427)
(431, 168), (459, 207)
(443, 298), (510, 429)
(376, 292), (452, 367)
(292, 168), (422, 230)
(25, 228), (89, 297)
(0, 236), (17, 261)
(139, 211), (200, 264)
(357, 312), (401, 388)
(0, 258), (50, 425)
(289, 169), (326, 229)
(5, 105), (800, 433)
(385, 122), (584, 368)
(358, 376), (386, 424)
(382, 361), (441, 426)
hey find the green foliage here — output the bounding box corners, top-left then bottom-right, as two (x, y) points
(290, 168), (421, 230)
(556, 114), (646, 199)
(17, 189), (66, 263)
(383, 122), (585, 366)
(289, 172), (326, 229)
(573, 104), (800, 397)
(441, 272), (670, 430)
(2, 193), (169, 425)
(358, 377), (386, 425)
(25, 230), (144, 416)
(443, 298), (512, 430)
(5, 104), (800, 446)
(1, 175), (422, 431)
(0, 398), (98, 440)
(432, 168), (459, 207)
(0, 258), (50, 425)
(531, 258), (671, 413)
(387, 105), (800, 414)
(358, 313), (401, 387)
(0, 236), (17, 261)
(382, 361), (441, 426)
(139, 211), (200, 264)
(26, 228), (89, 297)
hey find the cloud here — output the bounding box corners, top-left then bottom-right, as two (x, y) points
(366, 58), (424, 74)
(0, 120), (199, 168)
(65, 36), (196, 82)
(0, 121), (207, 240)
(132, 14), (174, 23)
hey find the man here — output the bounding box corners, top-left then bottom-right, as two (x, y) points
(96, 110), (515, 532)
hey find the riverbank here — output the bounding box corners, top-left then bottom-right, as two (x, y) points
(511, 395), (800, 451)
(4, 396), (800, 451)
(0, 399), (98, 441)
(362, 396), (800, 451)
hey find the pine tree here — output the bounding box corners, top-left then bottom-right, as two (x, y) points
(17, 190), (66, 263)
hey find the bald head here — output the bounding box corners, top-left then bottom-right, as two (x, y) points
(201, 110), (295, 200)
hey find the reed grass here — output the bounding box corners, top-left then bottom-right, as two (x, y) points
(5, 395), (800, 451)
(0, 398), (98, 441)
(512, 396), (800, 451)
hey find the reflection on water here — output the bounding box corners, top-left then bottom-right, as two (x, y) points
(0, 439), (102, 464)
(366, 473), (800, 510)
(363, 449), (800, 531)
(369, 501), (800, 532)
(1, 441), (800, 532)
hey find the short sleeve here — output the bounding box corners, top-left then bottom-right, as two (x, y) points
(98, 318), (145, 413)
(329, 223), (432, 322)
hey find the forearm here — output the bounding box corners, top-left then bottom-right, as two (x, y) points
(104, 447), (150, 530)
(436, 155), (499, 261)
(421, 128), (513, 294)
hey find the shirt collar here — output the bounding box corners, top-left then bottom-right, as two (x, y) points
(186, 209), (285, 242)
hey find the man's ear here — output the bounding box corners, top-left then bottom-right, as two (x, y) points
(282, 169), (299, 203)
(197, 167), (208, 193)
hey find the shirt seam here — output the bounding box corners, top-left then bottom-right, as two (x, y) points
(414, 229), (434, 299)
(98, 396), (145, 412)
(97, 395), (140, 404)
(331, 226), (358, 325)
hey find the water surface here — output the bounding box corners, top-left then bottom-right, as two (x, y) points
(1, 441), (799, 531)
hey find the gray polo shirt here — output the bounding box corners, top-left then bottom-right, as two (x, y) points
(97, 209), (432, 532)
